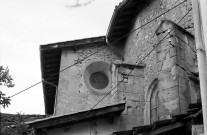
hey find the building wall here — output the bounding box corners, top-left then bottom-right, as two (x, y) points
(55, 43), (146, 131)
(155, 20), (198, 121)
(54, 0), (199, 133)
(55, 44), (120, 116)
(121, 0), (197, 125)
(123, 0), (194, 98)
(114, 63), (145, 129)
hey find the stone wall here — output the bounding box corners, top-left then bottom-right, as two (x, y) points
(192, 125), (204, 135)
(55, 0), (197, 131)
(151, 20), (198, 122)
(115, 62), (145, 129)
(121, 0), (195, 125)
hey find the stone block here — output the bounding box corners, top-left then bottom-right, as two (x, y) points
(131, 68), (145, 78)
(162, 56), (176, 70)
(169, 46), (176, 57)
(185, 45), (196, 66)
(157, 50), (167, 62)
(159, 98), (180, 117)
(124, 92), (143, 102)
(179, 85), (190, 101)
(126, 100), (137, 108)
(177, 57), (186, 69)
(117, 82), (126, 92)
(175, 29), (186, 43)
(158, 70), (178, 90)
(178, 76), (187, 88)
(157, 61), (163, 71)
(175, 65), (186, 78)
(178, 85), (190, 114)
(117, 92), (126, 101)
(134, 83), (144, 94)
(188, 38), (196, 51)
(134, 76), (145, 84)
(176, 45), (186, 60)
(139, 94), (145, 102)
(158, 86), (179, 103)
(125, 83), (135, 93)
(170, 65), (178, 79)
(157, 39), (172, 52)
(192, 125), (204, 135)
(179, 97), (189, 114)
(136, 101), (145, 109)
(118, 67), (132, 75)
(127, 76), (135, 84)
(168, 35), (176, 45)
(117, 73), (123, 82)
(158, 79), (178, 90)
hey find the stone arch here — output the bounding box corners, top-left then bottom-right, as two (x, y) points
(144, 78), (158, 124)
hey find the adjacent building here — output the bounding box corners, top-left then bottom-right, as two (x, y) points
(27, 0), (204, 135)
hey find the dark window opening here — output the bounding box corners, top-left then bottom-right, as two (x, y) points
(90, 72), (109, 89)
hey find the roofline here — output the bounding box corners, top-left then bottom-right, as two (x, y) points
(106, 0), (133, 45)
(40, 36), (106, 51)
(27, 102), (125, 129)
(155, 20), (195, 38)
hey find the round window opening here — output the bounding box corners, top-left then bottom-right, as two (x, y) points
(89, 72), (109, 89)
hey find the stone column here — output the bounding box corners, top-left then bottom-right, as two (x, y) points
(155, 20), (197, 120)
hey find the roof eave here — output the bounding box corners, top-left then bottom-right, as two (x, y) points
(27, 102), (126, 129)
(40, 47), (48, 115)
(106, 0), (133, 45)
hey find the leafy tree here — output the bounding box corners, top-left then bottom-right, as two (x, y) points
(1, 113), (35, 135)
(0, 66), (15, 108)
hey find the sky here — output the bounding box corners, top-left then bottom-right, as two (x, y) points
(0, 0), (122, 114)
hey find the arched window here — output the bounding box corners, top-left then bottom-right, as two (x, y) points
(144, 78), (158, 124)
(150, 86), (158, 123)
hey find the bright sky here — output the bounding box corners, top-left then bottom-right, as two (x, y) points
(0, 0), (122, 114)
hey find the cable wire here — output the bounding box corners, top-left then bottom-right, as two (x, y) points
(71, 8), (192, 126)
(10, 3), (192, 123)
(110, 0), (187, 44)
(9, 0), (188, 99)
(5, 2), (192, 133)
(9, 4), (192, 128)
(9, 46), (106, 98)
(8, 2), (192, 132)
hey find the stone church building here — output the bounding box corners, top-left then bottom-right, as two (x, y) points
(27, 0), (204, 135)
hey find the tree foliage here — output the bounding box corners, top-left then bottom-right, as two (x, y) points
(0, 66), (15, 108)
(1, 113), (35, 135)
